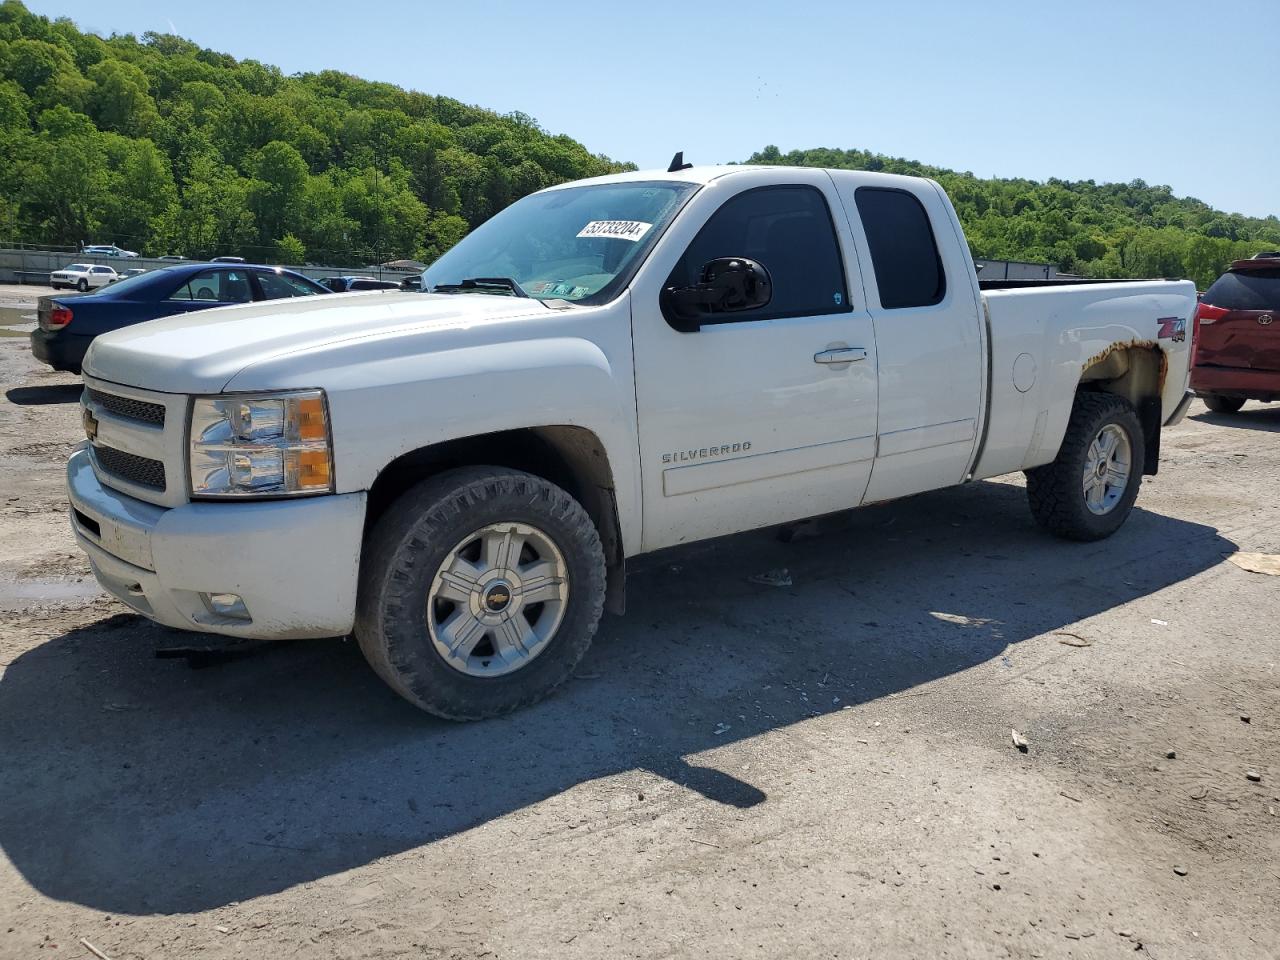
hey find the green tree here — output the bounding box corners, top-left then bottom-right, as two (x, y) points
(246, 139), (309, 246)
(275, 232), (305, 264)
(17, 106), (109, 244)
(98, 133), (178, 251)
(87, 58), (157, 136)
(1, 36), (89, 111)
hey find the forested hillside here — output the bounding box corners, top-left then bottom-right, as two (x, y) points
(0, 1), (630, 264)
(746, 146), (1280, 289)
(2, 0), (1277, 284)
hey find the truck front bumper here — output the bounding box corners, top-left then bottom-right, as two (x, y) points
(67, 448), (366, 639)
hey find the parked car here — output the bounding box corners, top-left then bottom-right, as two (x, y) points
(400, 275), (422, 291)
(319, 276), (402, 292)
(31, 263), (330, 374)
(66, 163), (1195, 718)
(1191, 253), (1280, 412)
(211, 255), (246, 263)
(50, 263), (118, 291)
(157, 255), (186, 262)
(82, 244), (138, 258)
(113, 268), (147, 282)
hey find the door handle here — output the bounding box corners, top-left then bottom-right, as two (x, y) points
(813, 347), (867, 364)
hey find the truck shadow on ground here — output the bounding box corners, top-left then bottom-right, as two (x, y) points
(0, 479), (1233, 915)
(5, 383), (82, 405)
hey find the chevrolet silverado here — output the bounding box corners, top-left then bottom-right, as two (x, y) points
(66, 164), (1197, 718)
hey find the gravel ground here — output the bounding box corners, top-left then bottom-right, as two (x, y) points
(1, 337), (1277, 959)
(0, 282), (50, 330)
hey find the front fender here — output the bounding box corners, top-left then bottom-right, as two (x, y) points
(226, 331), (642, 554)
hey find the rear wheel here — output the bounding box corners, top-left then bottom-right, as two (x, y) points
(355, 467), (606, 720)
(1201, 394), (1246, 414)
(1025, 392), (1144, 541)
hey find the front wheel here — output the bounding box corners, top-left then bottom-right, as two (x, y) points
(1025, 392), (1144, 541)
(76, 278), (88, 292)
(1201, 394), (1245, 414)
(355, 467), (606, 720)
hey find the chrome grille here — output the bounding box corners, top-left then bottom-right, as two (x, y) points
(87, 388), (166, 427)
(94, 445), (167, 491)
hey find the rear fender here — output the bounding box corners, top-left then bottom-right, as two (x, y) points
(1024, 284), (1195, 472)
(1079, 342), (1165, 475)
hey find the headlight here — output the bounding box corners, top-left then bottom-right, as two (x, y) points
(189, 390), (333, 498)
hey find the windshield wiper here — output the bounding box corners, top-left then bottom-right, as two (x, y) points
(429, 277), (529, 298)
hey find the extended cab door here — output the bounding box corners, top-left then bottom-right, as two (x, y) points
(827, 174), (984, 502)
(630, 169), (879, 551)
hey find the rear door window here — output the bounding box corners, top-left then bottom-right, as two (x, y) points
(168, 270), (254, 303)
(1203, 269), (1280, 311)
(854, 187), (946, 309)
(256, 271), (324, 299)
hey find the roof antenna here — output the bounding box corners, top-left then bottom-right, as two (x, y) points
(667, 151), (693, 173)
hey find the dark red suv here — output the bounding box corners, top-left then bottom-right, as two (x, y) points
(1191, 253), (1280, 413)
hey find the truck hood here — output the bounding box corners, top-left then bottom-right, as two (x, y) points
(83, 292), (551, 394)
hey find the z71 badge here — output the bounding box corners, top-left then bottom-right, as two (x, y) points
(1157, 316), (1186, 342)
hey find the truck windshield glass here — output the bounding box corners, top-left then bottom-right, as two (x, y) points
(422, 181), (697, 305)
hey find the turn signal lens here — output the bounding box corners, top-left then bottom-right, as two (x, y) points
(292, 448), (332, 491)
(295, 395), (327, 442)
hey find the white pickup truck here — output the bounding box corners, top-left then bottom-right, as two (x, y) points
(67, 163), (1197, 718)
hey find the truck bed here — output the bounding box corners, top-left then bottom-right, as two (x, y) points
(973, 279), (1197, 481)
(978, 277), (1188, 291)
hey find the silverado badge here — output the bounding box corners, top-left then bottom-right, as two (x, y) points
(82, 407), (98, 441)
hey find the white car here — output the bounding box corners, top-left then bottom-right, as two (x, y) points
(50, 263), (118, 291)
(82, 244), (139, 258)
(68, 163), (1197, 719)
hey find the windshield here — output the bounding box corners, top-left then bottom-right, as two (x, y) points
(422, 180), (697, 305)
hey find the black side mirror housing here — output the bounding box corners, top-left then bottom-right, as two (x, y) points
(661, 257), (773, 333)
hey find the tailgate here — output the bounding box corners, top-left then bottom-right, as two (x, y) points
(1195, 266), (1280, 372)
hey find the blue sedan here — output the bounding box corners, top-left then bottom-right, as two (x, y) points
(30, 263), (331, 374)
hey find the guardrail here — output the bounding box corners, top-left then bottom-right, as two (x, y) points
(0, 248), (421, 286)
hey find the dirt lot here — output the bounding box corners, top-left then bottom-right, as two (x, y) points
(0, 283), (45, 331)
(1, 336), (1277, 960)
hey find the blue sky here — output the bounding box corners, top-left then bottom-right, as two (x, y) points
(27, 0), (1280, 219)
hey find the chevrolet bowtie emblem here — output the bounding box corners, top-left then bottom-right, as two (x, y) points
(83, 407), (99, 441)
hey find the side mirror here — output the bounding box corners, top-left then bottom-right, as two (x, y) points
(661, 257), (773, 333)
